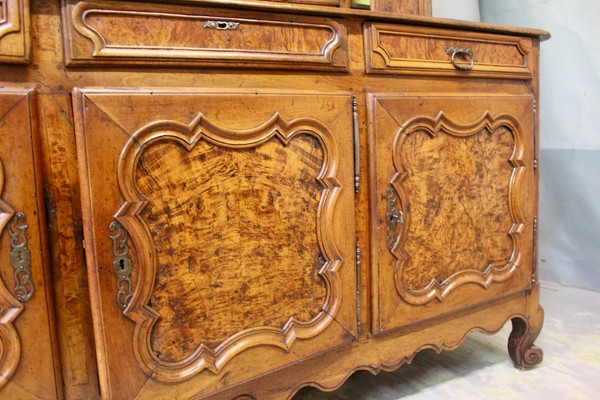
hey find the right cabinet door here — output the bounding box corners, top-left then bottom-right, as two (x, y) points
(369, 94), (536, 334)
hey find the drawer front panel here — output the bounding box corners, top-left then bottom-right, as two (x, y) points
(365, 23), (533, 79)
(64, 1), (348, 70)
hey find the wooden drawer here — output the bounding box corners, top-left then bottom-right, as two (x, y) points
(63, 0), (348, 70)
(365, 23), (534, 79)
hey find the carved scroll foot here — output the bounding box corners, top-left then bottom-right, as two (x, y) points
(508, 306), (544, 370)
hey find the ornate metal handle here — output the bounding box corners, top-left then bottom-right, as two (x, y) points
(384, 186), (404, 250)
(203, 20), (240, 30)
(444, 46), (474, 71)
(8, 212), (34, 303)
(109, 220), (134, 310)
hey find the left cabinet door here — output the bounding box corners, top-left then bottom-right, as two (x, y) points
(0, 87), (61, 398)
(73, 88), (357, 399)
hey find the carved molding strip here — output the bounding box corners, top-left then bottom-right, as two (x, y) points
(390, 111), (525, 305)
(286, 310), (534, 399)
(68, 1), (348, 69)
(114, 112), (343, 382)
(0, 160), (25, 389)
(0, 0), (20, 39)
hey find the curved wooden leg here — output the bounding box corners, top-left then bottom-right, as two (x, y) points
(508, 306), (544, 370)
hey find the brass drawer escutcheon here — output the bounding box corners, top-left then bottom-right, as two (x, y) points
(109, 220), (134, 310)
(203, 20), (240, 30)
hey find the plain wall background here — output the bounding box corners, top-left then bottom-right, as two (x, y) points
(478, 0), (600, 292)
(432, 0), (480, 21)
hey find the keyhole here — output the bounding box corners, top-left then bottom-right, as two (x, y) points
(119, 259), (125, 270)
(217, 22), (227, 29)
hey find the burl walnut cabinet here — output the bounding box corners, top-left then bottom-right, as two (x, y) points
(0, 1), (549, 399)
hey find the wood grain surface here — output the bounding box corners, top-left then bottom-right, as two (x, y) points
(372, 0), (431, 16)
(369, 94), (536, 334)
(0, 87), (61, 399)
(138, 133), (327, 362)
(365, 23), (533, 79)
(397, 121), (515, 290)
(65, 0), (348, 69)
(0, 0), (546, 397)
(74, 89), (357, 396)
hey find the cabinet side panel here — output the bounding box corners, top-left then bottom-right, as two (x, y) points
(0, 89), (60, 399)
(38, 93), (101, 399)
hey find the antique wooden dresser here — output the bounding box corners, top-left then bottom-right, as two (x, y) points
(0, 0), (549, 398)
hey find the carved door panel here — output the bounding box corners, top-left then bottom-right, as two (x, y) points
(0, 87), (60, 398)
(73, 88), (357, 398)
(369, 94), (535, 334)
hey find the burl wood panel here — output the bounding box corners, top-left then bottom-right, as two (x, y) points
(365, 23), (533, 79)
(0, 88), (60, 398)
(0, 0), (30, 63)
(372, 0), (432, 16)
(64, 0), (348, 69)
(369, 94), (535, 333)
(137, 134), (327, 362)
(398, 123), (516, 291)
(74, 89), (356, 397)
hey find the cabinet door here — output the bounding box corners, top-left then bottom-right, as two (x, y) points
(73, 89), (357, 398)
(0, 87), (60, 398)
(369, 94), (535, 334)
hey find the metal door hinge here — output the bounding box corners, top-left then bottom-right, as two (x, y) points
(9, 212), (34, 303)
(532, 216), (538, 284)
(356, 243), (362, 335)
(533, 99), (538, 172)
(353, 97), (360, 193)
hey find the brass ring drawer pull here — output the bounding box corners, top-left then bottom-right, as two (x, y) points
(203, 20), (240, 30)
(444, 46), (474, 71)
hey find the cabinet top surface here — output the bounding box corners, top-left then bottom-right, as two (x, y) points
(134, 0), (550, 40)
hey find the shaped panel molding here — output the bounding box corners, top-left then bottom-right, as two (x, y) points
(0, 0), (30, 63)
(74, 90), (357, 397)
(389, 111), (525, 305)
(0, 160), (23, 390)
(369, 94), (535, 333)
(64, 0), (348, 70)
(114, 112), (344, 382)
